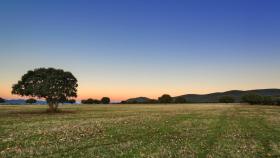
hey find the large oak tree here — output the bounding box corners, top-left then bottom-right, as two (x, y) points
(12, 68), (78, 112)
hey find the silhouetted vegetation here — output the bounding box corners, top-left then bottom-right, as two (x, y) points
(148, 99), (158, 104)
(101, 97), (110, 104)
(12, 68), (78, 112)
(158, 94), (172, 103)
(119, 89), (280, 104)
(178, 89), (280, 103)
(25, 98), (37, 104)
(0, 97), (5, 103)
(81, 98), (100, 104)
(276, 98), (280, 105)
(242, 94), (264, 105)
(262, 96), (274, 105)
(242, 94), (279, 105)
(174, 96), (186, 103)
(67, 99), (76, 104)
(219, 96), (235, 103)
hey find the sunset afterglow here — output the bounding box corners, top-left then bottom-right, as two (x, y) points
(1, 0), (280, 102)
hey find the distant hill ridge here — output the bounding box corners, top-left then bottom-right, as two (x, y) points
(125, 89), (280, 103)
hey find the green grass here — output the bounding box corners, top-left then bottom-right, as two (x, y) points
(1, 104), (280, 158)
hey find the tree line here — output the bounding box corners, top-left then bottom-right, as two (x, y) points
(81, 97), (110, 104)
(219, 94), (280, 105)
(119, 94), (280, 105)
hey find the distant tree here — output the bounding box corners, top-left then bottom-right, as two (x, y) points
(262, 96), (274, 105)
(81, 98), (94, 104)
(0, 97), (5, 103)
(101, 97), (110, 104)
(158, 94), (172, 103)
(174, 96), (186, 103)
(120, 101), (127, 104)
(11, 68), (78, 112)
(67, 99), (76, 104)
(25, 98), (37, 104)
(219, 96), (235, 103)
(81, 100), (86, 104)
(276, 98), (280, 106)
(242, 94), (263, 105)
(81, 98), (100, 104)
(92, 99), (101, 104)
(131, 100), (138, 104)
(148, 99), (158, 104)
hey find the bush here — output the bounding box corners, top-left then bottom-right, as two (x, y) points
(67, 99), (76, 104)
(148, 99), (158, 104)
(25, 98), (37, 104)
(174, 96), (186, 103)
(219, 96), (235, 103)
(0, 97), (5, 103)
(262, 96), (274, 105)
(242, 94), (263, 105)
(158, 94), (172, 103)
(120, 101), (127, 104)
(101, 97), (110, 104)
(276, 99), (280, 106)
(81, 98), (100, 104)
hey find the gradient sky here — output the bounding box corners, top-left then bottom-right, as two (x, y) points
(0, 0), (280, 101)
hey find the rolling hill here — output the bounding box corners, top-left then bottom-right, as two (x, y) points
(178, 89), (280, 103)
(124, 89), (280, 103)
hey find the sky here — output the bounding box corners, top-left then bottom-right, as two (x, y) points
(0, 0), (280, 101)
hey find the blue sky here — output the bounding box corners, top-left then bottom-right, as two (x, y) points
(0, 0), (280, 101)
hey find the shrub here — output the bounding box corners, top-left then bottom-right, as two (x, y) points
(148, 99), (158, 104)
(276, 98), (280, 106)
(81, 98), (100, 104)
(120, 101), (127, 104)
(174, 96), (186, 103)
(219, 96), (235, 103)
(101, 97), (110, 104)
(158, 94), (172, 103)
(67, 99), (76, 104)
(25, 98), (37, 104)
(262, 96), (274, 105)
(0, 97), (5, 103)
(242, 94), (263, 105)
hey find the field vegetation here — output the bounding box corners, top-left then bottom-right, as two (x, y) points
(1, 104), (280, 157)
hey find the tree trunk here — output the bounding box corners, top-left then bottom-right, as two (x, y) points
(48, 103), (55, 112)
(48, 103), (58, 112)
(54, 103), (59, 111)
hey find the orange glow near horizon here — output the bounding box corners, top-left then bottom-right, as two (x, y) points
(2, 72), (280, 102)
(2, 84), (279, 102)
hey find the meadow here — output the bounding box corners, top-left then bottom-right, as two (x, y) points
(0, 104), (280, 158)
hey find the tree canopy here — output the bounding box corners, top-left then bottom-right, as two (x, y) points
(81, 98), (100, 104)
(174, 96), (186, 103)
(12, 68), (78, 112)
(219, 96), (235, 103)
(242, 94), (264, 105)
(158, 94), (173, 103)
(101, 97), (110, 104)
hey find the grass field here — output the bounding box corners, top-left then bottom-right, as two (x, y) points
(1, 104), (280, 158)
